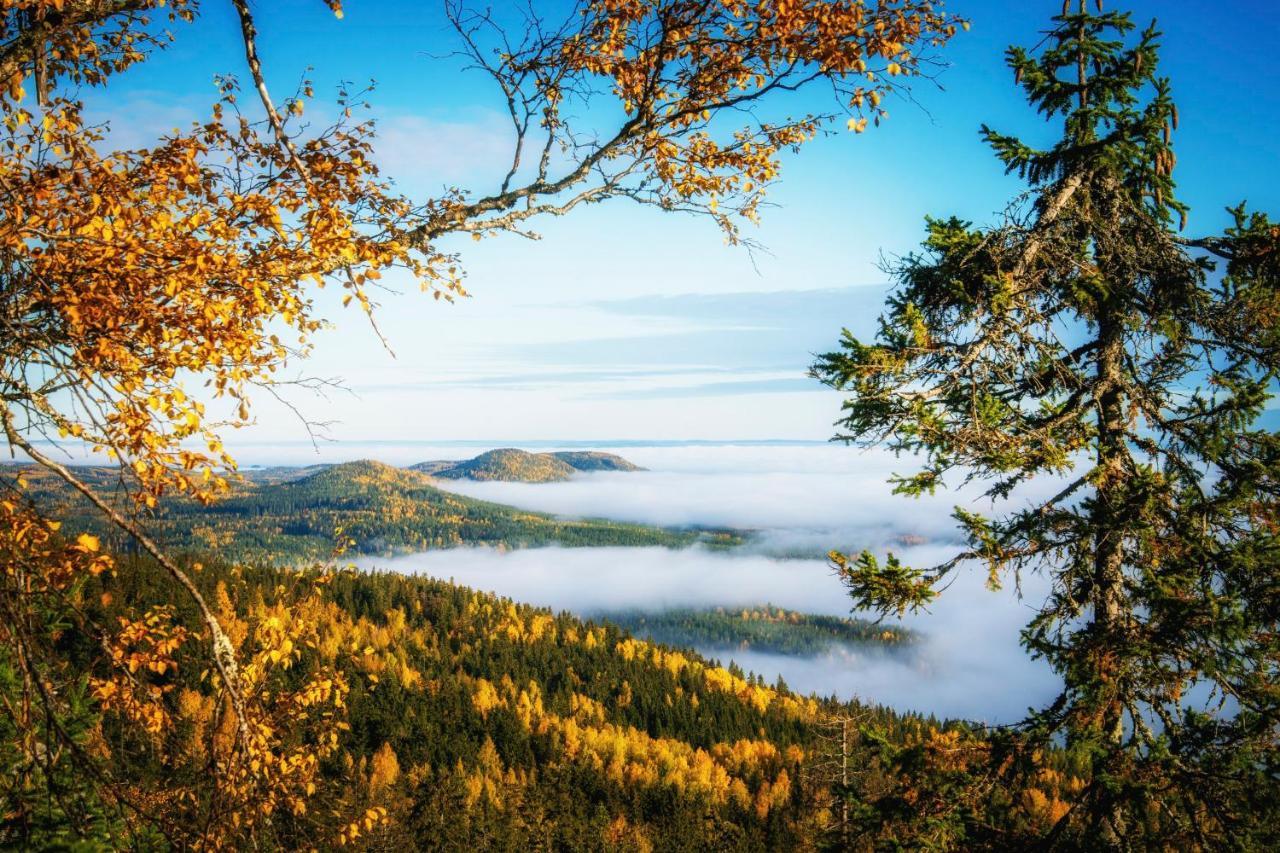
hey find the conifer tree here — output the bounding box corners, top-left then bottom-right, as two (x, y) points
(813, 2), (1279, 847)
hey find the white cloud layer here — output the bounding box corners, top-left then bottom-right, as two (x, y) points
(436, 444), (1063, 552)
(360, 543), (1059, 724)
(357, 443), (1066, 724)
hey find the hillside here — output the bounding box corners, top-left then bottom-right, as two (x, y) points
(12, 507), (1084, 851)
(413, 448), (643, 482)
(82, 556), (973, 850)
(430, 448), (578, 482)
(4, 460), (735, 560)
(549, 450), (644, 472)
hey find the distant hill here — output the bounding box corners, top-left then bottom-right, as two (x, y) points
(428, 448), (577, 482)
(548, 450), (643, 472)
(239, 463), (333, 484)
(4, 459), (729, 560)
(412, 448), (643, 482)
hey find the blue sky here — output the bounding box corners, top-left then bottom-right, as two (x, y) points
(85, 1), (1280, 445)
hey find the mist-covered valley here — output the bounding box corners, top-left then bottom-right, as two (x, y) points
(356, 443), (1064, 724)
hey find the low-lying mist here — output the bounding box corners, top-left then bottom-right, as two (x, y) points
(360, 542), (1060, 725)
(436, 444), (1066, 557)
(353, 443), (1068, 723)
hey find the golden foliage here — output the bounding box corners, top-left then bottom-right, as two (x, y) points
(3, 91), (450, 506)
(464, 674), (801, 815)
(0, 498), (112, 590)
(336, 805), (389, 847)
(616, 636), (818, 719)
(604, 813), (654, 853)
(0, 493), (350, 846)
(418, 0), (965, 245)
(368, 742), (402, 792)
(90, 606), (190, 737)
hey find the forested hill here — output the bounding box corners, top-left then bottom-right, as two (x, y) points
(84, 556), (1002, 850)
(412, 448), (643, 482)
(548, 450), (644, 472)
(3, 460), (733, 561)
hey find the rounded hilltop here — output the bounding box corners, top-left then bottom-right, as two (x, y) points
(549, 451), (643, 473)
(435, 448), (576, 483)
(412, 448), (644, 483)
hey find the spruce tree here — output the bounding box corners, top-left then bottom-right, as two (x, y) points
(813, 2), (1279, 847)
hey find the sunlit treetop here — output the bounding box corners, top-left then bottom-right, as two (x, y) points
(414, 0), (965, 245)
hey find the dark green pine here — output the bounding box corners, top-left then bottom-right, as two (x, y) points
(813, 1), (1279, 848)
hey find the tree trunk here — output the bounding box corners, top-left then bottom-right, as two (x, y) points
(1088, 305), (1129, 844)
(841, 716), (849, 847)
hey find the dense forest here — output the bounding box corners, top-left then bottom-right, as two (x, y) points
(597, 606), (915, 656)
(5, 554), (1086, 850)
(1, 460), (736, 561)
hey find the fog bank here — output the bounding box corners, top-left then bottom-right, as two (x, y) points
(437, 443), (1067, 556)
(360, 543), (1060, 724)
(348, 443), (1068, 723)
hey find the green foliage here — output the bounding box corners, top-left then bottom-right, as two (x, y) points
(0, 602), (125, 850)
(813, 2), (1280, 848)
(829, 551), (937, 617)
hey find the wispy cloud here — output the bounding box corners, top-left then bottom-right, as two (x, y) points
(527, 283), (885, 361)
(588, 376), (824, 399)
(80, 89), (209, 150)
(303, 287), (893, 421)
(349, 366), (757, 393)
(371, 109), (514, 192)
(585, 285), (891, 331)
